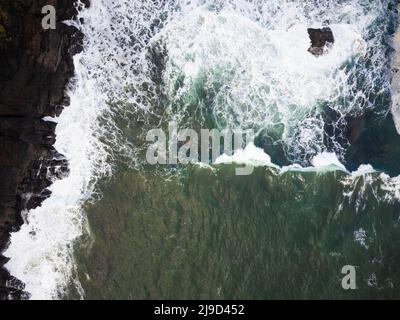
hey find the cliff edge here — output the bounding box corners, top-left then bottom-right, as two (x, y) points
(392, 2), (400, 133)
(0, 0), (88, 299)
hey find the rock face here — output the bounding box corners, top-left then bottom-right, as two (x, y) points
(0, 0), (88, 299)
(391, 3), (400, 134)
(307, 27), (335, 57)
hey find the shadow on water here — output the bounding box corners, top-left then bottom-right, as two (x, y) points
(345, 111), (400, 177)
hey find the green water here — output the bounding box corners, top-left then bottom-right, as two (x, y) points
(66, 0), (400, 300)
(74, 163), (400, 299)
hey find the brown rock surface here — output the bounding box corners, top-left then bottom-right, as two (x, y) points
(308, 27), (335, 57)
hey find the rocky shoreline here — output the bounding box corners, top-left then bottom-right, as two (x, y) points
(392, 2), (400, 134)
(0, 0), (88, 299)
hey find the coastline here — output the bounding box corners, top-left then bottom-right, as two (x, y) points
(392, 2), (400, 133)
(0, 0), (398, 301)
(0, 0), (88, 299)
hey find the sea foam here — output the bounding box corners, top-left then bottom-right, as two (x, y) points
(3, 0), (398, 299)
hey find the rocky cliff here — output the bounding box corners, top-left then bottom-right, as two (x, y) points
(0, 0), (88, 299)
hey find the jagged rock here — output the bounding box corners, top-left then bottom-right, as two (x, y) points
(0, 0), (89, 299)
(308, 27), (335, 57)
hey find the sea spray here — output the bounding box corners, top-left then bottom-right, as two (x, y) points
(4, 0), (400, 299)
(4, 1), (112, 299)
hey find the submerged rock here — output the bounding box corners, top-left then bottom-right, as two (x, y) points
(307, 27), (335, 57)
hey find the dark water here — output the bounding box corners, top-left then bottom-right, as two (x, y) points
(75, 165), (400, 299)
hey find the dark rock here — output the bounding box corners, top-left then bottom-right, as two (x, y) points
(308, 27), (335, 57)
(0, 0), (88, 299)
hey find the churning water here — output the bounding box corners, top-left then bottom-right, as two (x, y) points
(5, 0), (400, 299)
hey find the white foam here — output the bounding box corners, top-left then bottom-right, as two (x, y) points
(351, 164), (376, 177)
(42, 116), (57, 123)
(3, 0), (397, 299)
(213, 145), (400, 213)
(213, 144), (381, 178)
(311, 152), (347, 172)
(354, 228), (369, 249)
(379, 173), (400, 202)
(215, 142), (279, 168)
(4, 1), (112, 299)
(215, 143), (349, 173)
(157, 1), (387, 163)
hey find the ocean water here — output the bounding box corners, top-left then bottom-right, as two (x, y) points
(4, 0), (400, 299)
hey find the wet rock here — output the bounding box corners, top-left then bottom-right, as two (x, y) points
(308, 27), (335, 57)
(0, 0), (89, 299)
(391, 3), (400, 134)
